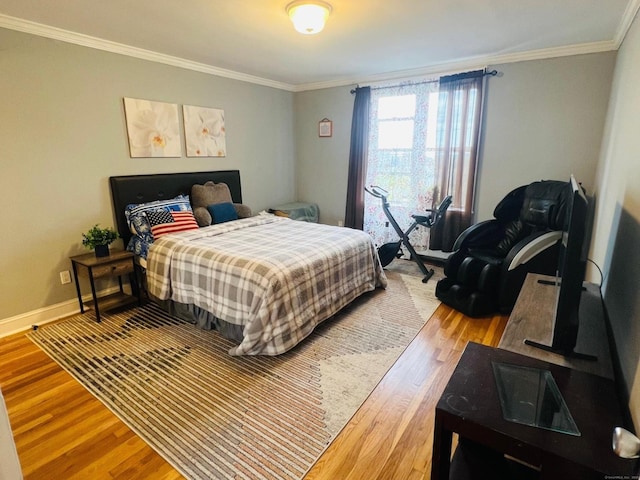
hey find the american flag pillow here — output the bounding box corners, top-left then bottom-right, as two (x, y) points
(146, 210), (199, 239)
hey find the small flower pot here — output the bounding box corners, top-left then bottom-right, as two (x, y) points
(94, 244), (110, 257)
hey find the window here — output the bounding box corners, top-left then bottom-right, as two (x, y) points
(347, 72), (484, 252)
(364, 82), (440, 250)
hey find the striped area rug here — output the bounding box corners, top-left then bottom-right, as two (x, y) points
(28, 268), (440, 480)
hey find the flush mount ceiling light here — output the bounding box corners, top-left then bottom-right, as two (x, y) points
(286, 1), (332, 35)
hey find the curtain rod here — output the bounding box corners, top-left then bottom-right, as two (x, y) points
(350, 69), (498, 94)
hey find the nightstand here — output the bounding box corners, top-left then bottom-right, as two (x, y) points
(70, 250), (141, 322)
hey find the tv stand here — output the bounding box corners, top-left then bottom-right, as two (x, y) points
(499, 273), (613, 379)
(523, 339), (598, 361)
(537, 278), (587, 290)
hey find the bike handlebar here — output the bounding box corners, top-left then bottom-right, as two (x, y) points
(364, 185), (388, 199)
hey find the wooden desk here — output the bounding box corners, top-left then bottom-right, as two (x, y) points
(432, 342), (636, 480)
(499, 273), (614, 379)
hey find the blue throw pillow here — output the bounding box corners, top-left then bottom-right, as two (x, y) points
(207, 202), (238, 224)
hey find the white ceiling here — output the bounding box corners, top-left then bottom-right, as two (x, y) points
(0, 0), (638, 91)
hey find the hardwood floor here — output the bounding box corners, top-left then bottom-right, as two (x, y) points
(306, 304), (507, 480)
(0, 304), (507, 480)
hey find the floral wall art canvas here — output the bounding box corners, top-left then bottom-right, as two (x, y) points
(183, 105), (226, 157)
(123, 98), (181, 157)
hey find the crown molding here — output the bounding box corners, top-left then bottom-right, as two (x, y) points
(0, 12), (624, 94)
(0, 14), (297, 92)
(614, 0), (640, 47)
(293, 40), (618, 91)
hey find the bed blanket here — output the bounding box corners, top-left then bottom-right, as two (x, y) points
(146, 215), (387, 355)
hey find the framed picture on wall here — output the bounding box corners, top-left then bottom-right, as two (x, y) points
(183, 105), (226, 157)
(123, 98), (181, 158)
(318, 118), (332, 137)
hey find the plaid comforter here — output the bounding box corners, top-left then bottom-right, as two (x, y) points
(146, 215), (387, 355)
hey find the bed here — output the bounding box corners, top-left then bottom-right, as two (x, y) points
(109, 170), (387, 355)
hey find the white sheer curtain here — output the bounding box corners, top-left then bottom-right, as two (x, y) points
(363, 81), (440, 252)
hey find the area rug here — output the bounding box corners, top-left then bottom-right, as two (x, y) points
(28, 268), (440, 480)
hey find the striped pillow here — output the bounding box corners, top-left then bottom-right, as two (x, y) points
(146, 210), (199, 239)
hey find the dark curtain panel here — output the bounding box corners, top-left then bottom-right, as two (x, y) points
(344, 86), (371, 230)
(430, 71), (485, 251)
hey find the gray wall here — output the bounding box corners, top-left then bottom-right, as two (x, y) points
(293, 87), (355, 226)
(294, 88), (352, 226)
(477, 53), (616, 221)
(294, 52), (616, 225)
(0, 27), (295, 320)
(592, 11), (640, 428)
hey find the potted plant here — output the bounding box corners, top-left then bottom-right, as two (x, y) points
(82, 224), (119, 257)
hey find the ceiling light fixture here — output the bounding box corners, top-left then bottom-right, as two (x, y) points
(286, 1), (332, 35)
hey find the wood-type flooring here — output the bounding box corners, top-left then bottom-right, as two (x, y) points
(0, 298), (507, 479)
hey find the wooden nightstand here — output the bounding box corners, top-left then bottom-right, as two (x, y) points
(70, 250), (141, 322)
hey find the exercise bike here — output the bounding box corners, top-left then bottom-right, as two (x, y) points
(365, 186), (452, 283)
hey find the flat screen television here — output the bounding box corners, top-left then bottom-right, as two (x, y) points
(525, 175), (596, 360)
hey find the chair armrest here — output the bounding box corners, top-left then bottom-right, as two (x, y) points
(504, 230), (562, 271)
(193, 206), (212, 227)
(234, 203), (252, 218)
(497, 230), (562, 312)
(453, 220), (503, 251)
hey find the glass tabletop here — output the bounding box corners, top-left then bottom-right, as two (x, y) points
(492, 362), (581, 436)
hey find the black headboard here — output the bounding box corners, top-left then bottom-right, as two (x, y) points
(109, 170), (243, 246)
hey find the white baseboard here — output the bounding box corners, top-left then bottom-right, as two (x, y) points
(0, 300), (79, 338)
(0, 287), (122, 338)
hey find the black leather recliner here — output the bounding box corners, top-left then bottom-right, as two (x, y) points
(435, 180), (570, 317)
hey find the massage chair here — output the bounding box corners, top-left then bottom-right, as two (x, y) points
(435, 179), (570, 317)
